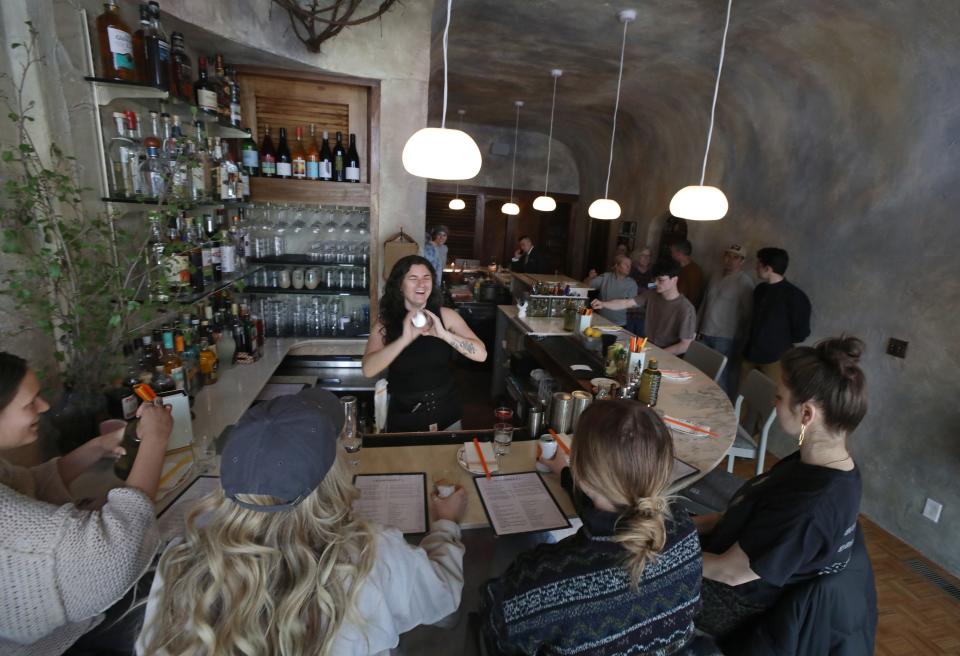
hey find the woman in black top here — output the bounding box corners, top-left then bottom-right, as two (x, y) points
(695, 336), (868, 637)
(362, 255), (486, 432)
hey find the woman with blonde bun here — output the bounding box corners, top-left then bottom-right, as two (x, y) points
(480, 400), (702, 655)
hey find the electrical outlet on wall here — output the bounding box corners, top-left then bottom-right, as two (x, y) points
(887, 338), (908, 358)
(923, 498), (943, 523)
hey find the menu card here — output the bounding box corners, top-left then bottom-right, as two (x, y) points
(352, 473), (428, 534)
(474, 472), (571, 536)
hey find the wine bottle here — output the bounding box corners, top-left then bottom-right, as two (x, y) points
(132, 4), (149, 83)
(291, 126), (307, 179)
(345, 133), (361, 183)
(276, 127), (292, 179)
(144, 0), (170, 91)
(194, 56), (218, 116)
(169, 32), (193, 102)
(96, 2), (136, 82)
(241, 132), (259, 178)
(260, 124), (277, 177)
(305, 124), (321, 181)
(333, 131), (346, 182)
(319, 130), (333, 181)
(228, 66), (242, 127)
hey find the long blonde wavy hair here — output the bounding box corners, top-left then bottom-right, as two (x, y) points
(142, 456), (378, 656)
(570, 400), (674, 587)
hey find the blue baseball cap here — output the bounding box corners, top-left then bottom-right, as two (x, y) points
(221, 388), (345, 512)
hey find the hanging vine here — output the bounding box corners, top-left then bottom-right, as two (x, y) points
(271, 0), (399, 53)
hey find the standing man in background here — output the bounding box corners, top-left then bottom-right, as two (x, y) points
(422, 225), (449, 288)
(742, 247), (812, 385)
(698, 244), (755, 398)
(584, 255), (639, 327)
(670, 238), (705, 309)
(510, 235), (550, 274)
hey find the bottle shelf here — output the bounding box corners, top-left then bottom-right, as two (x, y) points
(246, 256), (367, 267)
(249, 177), (370, 207)
(86, 77), (252, 138)
(101, 196), (249, 210)
(244, 286), (369, 296)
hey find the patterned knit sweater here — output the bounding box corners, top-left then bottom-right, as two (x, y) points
(480, 469), (702, 656)
(0, 457), (159, 656)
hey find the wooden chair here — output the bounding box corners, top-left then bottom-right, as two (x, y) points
(685, 340), (728, 384)
(727, 369), (778, 476)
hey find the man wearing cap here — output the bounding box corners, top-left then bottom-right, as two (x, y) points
(423, 225), (449, 287)
(698, 244), (755, 398)
(137, 388), (469, 655)
(591, 261), (697, 355)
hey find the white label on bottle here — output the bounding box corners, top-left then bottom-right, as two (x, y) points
(170, 366), (185, 390)
(276, 161), (292, 177)
(320, 161), (332, 179)
(201, 248), (212, 267)
(346, 164), (360, 182)
(242, 149), (259, 169)
(121, 394), (139, 420)
(230, 104), (241, 124)
(306, 161), (319, 180)
(107, 27), (135, 71)
(220, 245), (236, 273)
(197, 89), (217, 112)
(211, 246), (221, 264)
(239, 171), (249, 197)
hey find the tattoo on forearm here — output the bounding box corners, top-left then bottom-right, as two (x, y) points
(452, 337), (476, 355)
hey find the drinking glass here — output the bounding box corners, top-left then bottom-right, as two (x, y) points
(493, 423), (513, 472)
(494, 406), (514, 425)
(310, 206), (324, 234)
(433, 469), (457, 499)
(275, 204), (289, 233)
(291, 205), (306, 233)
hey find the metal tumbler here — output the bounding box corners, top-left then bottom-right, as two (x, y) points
(527, 408), (544, 439)
(571, 390), (593, 432)
(550, 392), (574, 434)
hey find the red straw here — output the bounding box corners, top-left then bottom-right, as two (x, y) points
(473, 437), (491, 479)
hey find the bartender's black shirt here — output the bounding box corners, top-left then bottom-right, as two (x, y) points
(701, 452), (861, 607)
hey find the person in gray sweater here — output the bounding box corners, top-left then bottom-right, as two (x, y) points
(0, 352), (172, 656)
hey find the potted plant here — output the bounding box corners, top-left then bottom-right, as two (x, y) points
(0, 24), (198, 450)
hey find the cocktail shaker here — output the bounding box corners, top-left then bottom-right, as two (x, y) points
(550, 392), (574, 434)
(527, 408), (544, 439)
(571, 390), (593, 431)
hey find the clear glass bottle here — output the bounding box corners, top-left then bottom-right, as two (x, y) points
(191, 121), (209, 201)
(146, 212), (170, 303)
(108, 112), (135, 198)
(340, 395), (361, 466)
(141, 111), (165, 199)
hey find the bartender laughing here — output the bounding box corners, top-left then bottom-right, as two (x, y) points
(362, 255), (487, 432)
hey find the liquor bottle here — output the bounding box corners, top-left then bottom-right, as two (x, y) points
(141, 111), (164, 199)
(637, 358), (662, 407)
(345, 133), (361, 183)
(218, 139), (240, 200)
(207, 136), (221, 198)
(165, 215), (190, 290)
(230, 303), (249, 359)
(96, 2), (136, 82)
(153, 364), (175, 393)
(291, 126), (307, 179)
(276, 127), (292, 179)
(168, 115), (190, 199)
(332, 131), (346, 182)
(240, 132), (259, 178)
(194, 56), (218, 116)
(182, 214), (204, 294)
(318, 130), (333, 181)
(191, 121), (209, 202)
(174, 331), (200, 399)
(132, 4), (149, 83)
(108, 112), (135, 198)
(161, 329), (186, 391)
(214, 54), (229, 122)
(169, 32), (193, 102)
(260, 124), (277, 177)
(198, 338), (219, 385)
(146, 212), (171, 303)
(305, 124), (321, 181)
(144, 1), (170, 91)
(195, 215), (213, 284)
(204, 213), (223, 282)
(218, 310), (236, 367)
(124, 111), (145, 197)
(227, 66), (242, 127)
(160, 112), (176, 160)
(234, 140), (251, 201)
(105, 344), (140, 420)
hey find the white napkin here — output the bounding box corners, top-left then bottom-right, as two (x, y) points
(463, 441), (498, 472)
(374, 379), (388, 431)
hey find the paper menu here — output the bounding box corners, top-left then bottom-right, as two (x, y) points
(352, 473), (428, 534)
(474, 472), (571, 536)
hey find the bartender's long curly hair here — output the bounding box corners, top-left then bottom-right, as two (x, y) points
(379, 254), (443, 344)
(141, 457), (378, 656)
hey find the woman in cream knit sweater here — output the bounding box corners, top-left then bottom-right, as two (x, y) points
(0, 352), (172, 655)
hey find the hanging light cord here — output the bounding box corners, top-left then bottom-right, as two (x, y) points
(440, 0), (452, 129)
(699, 0), (732, 185)
(509, 102), (521, 203)
(603, 17), (630, 199)
(454, 111), (464, 198)
(543, 74), (559, 197)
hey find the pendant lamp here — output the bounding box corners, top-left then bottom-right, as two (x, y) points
(533, 69), (563, 213)
(501, 100), (523, 216)
(448, 109), (468, 210)
(402, 0), (482, 180)
(588, 9), (635, 221)
(668, 0), (733, 221)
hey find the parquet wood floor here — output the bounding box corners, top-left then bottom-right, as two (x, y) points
(732, 457), (960, 655)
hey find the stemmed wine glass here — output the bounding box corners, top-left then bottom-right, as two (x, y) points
(310, 205), (324, 234)
(291, 205), (306, 233)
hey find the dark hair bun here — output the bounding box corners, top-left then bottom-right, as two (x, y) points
(817, 336), (864, 378)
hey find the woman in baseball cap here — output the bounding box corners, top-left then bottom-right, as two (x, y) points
(137, 388), (468, 655)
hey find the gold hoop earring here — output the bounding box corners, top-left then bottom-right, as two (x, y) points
(798, 423), (807, 447)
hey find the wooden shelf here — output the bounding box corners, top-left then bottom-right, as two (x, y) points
(250, 178), (370, 207)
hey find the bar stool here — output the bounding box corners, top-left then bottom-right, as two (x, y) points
(685, 340), (728, 383)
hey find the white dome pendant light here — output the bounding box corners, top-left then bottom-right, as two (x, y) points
(501, 100), (523, 216)
(669, 0), (733, 221)
(588, 9), (635, 221)
(448, 109), (468, 210)
(533, 69), (563, 213)
(402, 0), (482, 180)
